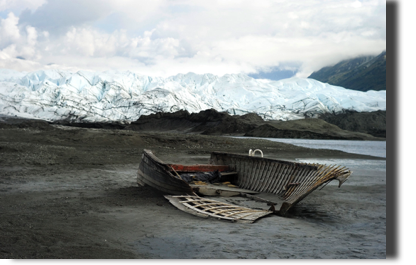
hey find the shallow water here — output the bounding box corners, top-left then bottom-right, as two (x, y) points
(231, 137), (386, 158)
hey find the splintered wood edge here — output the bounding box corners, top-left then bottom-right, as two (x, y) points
(164, 195), (272, 223)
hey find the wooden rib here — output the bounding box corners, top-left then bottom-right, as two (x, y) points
(234, 212), (266, 221)
(182, 201), (224, 207)
(249, 159), (261, 191)
(286, 164), (321, 200)
(284, 165), (311, 198)
(246, 160), (257, 191)
(260, 161), (273, 192)
(182, 203), (235, 220)
(285, 165), (301, 188)
(254, 159), (266, 191)
(239, 159), (250, 189)
(284, 167), (306, 199)
(180, 197), (225, 205)
(243, 158), (254, 189)
(180, 197), (257, 216)
(287, 165), (321, 200)
(193, 203), (234, 212)
(288, 164), (330, 201)
(259, 161), (271, 191)
(266, 162), (277, 192)
(320, 166), (343, 183)
(170, 164), (231, 172)
(285, 166), (310, 198)
(209, 208), (252, 216)
(267, 162), (283, 194)
(183, 196), (222, 202)
(283, 185), (297, 199)
(268, 163), (284, 195)
(238, 157), (248, 188)
(201, 205), (242, 212)
(180, 199), (269, 222)
(260, 161), (274, 193)
(280, 165), (302, 195)
(286, 164), (338, 203)
(317, 165), (340, 184)
(253, 160), (267, 191)
(221, 209), (260, 217)
(288, 165), (341, 202)
(274, 164), (295, 195)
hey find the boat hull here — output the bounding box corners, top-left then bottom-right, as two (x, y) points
(137, 149), (195, 195)
(137, 149), (352, 216)
(209, 151), (352, 215)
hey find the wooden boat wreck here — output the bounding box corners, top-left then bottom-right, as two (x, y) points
(137, 149), (352, 222)
(164, 195), (273, 224)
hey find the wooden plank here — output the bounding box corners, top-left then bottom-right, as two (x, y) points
(137, 168), (195, 195)
(260, 162), (274, 193)
(240, 193), (278, 206)
(272, 164), (290, 195)
(222, 209), (260, 217)
(253, 160), (267, 191)
(234, 212), (265, 221)
(267, 162), (282, 194)
(283, 166), (308, 197)
(247, 159), (259, 191)
(288, 167), (318, 200)
(238, 156), (249, 189)
(285, 167), (323, 204)
(170, 164), (230, 172)
(165, 195), (272, 223)
(190, 183), (258, 197)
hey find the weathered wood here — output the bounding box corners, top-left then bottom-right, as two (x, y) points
(219, 171), (238, 176)
(165, 195), (272, 223)
(137, 150), (195, 195)
(138, 150), (352, 218)
(191, 183), (258, 197)
(170, 164), (230, 172)
(210, 151), (352, 215)
(239, 192), (278, 206)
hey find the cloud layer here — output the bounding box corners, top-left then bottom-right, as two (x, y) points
(0, 0), (386, 77)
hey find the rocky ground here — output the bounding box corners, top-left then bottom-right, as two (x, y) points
(0, 116), (386, 259)
(52, 109), (387, 140)
(319, 110), (386, 138)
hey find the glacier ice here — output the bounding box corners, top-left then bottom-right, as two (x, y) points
(0, 69), (386, 123)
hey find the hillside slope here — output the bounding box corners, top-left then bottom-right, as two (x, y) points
(308, 51), (386, 91)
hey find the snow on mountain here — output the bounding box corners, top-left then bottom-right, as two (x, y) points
(0, 69), (386, 123)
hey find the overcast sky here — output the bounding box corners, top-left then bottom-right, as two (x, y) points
(0, 0), (386, 78)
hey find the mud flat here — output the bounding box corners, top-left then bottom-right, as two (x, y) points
(0, 118), (386, 259)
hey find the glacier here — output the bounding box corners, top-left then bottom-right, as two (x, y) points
(0, 69), (386, 123)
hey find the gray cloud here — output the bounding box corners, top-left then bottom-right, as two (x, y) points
(0, 0), (386, 77)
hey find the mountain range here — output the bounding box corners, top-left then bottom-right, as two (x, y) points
(308, 51), (386, 91)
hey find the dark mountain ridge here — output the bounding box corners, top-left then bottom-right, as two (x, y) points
(308, 51), (386, 91)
